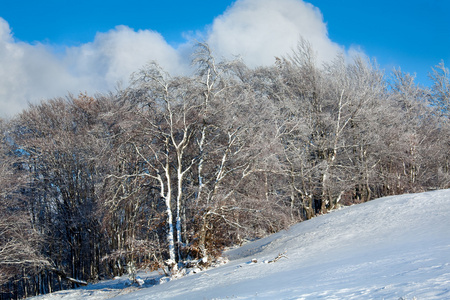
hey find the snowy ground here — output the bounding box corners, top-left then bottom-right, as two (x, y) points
(30, 189), (450, 299)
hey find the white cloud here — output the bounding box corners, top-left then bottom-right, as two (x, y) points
(0, 0), (354, 117)
(0, 18), (76, 117)
(64, 26), (187, 92)
(0, 19), (185, 118)
(205, 0), (344, 67)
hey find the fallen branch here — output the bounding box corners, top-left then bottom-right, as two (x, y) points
(48, 267), (88, 286)
(66, 277), (88, 286)
(267, 251), (287, 263)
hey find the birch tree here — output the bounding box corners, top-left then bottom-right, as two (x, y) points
(115, 63), (203, 274)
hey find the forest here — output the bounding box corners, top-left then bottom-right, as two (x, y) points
(0, 42), (449, 299)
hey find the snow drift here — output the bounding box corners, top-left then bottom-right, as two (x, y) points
(31, 189), (450, 299)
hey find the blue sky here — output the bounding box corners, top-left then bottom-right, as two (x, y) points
(313, 0), (449, 84)
(0, 0), (449, 116)
(0, 1), (232, 46)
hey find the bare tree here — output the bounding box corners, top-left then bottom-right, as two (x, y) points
(0, 119), (50, 298)
(11, 95), (110, 294)
(429, 61), (450, 118)
(269, 40), (390, 217)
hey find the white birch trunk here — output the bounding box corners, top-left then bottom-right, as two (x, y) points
(176, 155), (183, 260)
(197, 126), (206, 201)
(161, 148), (176, 269)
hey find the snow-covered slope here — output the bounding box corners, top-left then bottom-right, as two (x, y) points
(32, 189), (450, 299)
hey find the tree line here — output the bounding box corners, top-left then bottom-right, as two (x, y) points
(1, 42), (449, 299)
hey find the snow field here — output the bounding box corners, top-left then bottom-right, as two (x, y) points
(31, 189), (450, 299)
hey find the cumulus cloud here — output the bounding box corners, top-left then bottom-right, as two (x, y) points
(0, 0), (355, 117)
(0, 19), (185, 117)
(0, 18), (77, 117)
(64, 26), (187, 92)
(206, 0), (344, 67)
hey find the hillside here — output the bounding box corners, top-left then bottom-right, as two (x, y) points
(32, 189), (450, 299)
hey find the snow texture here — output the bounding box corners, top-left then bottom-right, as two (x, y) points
(30, 189), (450, 299)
